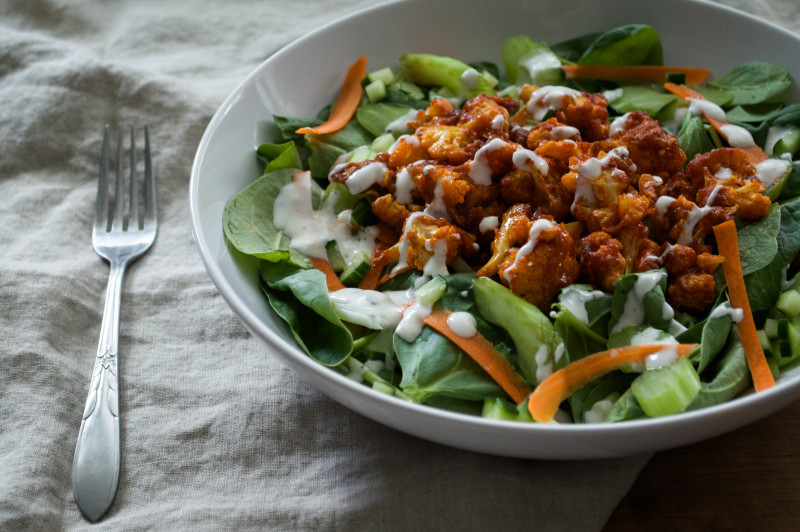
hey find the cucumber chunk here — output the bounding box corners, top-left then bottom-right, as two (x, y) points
(365, 79), (386, 103)
(776, 290), (800, 317)
(630, 356), (701, 417)
(325, 241), (347, 273)
(339, 250), (371, 287)
(367, 67), (394, 85)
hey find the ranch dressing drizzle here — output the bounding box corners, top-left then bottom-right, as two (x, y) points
(709, 301), (744, 323)
(384, 109), (419, 134)
(627, 327), (679, 371)
(677, 183), (723, 245)
(525, 86), (582, 121)
(468, 138), (507, 185)
(512, 146), (550, 176)
(570, 147), (630, 214)
(561, 288), (606, 325)
(503, 218), (556, 282)
(345, 161), (387, 194)
(765, 125), (794, 155)
(273, 172), (376, 261)
(610, 271), (668, 334)
(720, 124), (755, 148)
(756, 158), (791, 187)
(446, 311), (477, 338)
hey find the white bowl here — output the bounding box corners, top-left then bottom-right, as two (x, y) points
(190, 0), (800, 459)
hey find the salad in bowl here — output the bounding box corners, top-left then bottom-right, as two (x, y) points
(221, 22), (800, 427)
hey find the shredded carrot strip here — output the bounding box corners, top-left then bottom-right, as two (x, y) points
(563, 65), (710, 85)
(309, 258), (346, 292)
(713, 220), (776, 392)
(527, 344), (698, 423)
(663, 82), (768, 166)
(296, 55), (366, 136)
(421, 307), (533, 403)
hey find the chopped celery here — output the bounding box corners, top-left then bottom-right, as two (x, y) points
(630, 357), (701, 417)
(414, 275), (447, 305)
(399, 53), (494, 99)
(347, 146), (377, 163)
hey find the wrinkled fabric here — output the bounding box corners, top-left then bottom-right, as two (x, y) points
(0, 0), (795, 530)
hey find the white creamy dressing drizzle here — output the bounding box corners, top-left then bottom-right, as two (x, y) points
(627, 327), (680, 371)
(765, 125), (794, 155)
(273, 172), (376, 261)
(715, 167), (733, 180)
(460, 68), (482, 91)
(424, 166), (450, 221)
(611, 271), (668, 334)
(709, 301), (744, 323)
(561, 288), (606, 325)
(520, 50), (561, 83)
(384, 109), (419, 134)
(329, 288), (411, 330)
(549, 125), (580, 140)
(446, 311), (477, 338)
(584, 398), (616, 424)
(687, 97), (727, 122)
(491, 114), (506, 130)
(502, 218), (556, 282)
(394, 167), (415, 204)
(345, 162), (387, 194)
(478, 215), (499, 233)
(570, 147), (630, 214)
(534, 345), (553, 382)
(677, 183), (723, 245)
(512, 146), (550, 176)
(525, 86), (582, 121)
(756, 158), (791, 186)
(720, 123), (755, 149)
(608, 112), (631, 137)
(468, 137), (507, 185)
(388, 134), (420, 154)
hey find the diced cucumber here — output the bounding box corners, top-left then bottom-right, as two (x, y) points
(325, 241), (347, 273)
(367, 67), (394, 85)
(775, 319), (800, 366)
(370, 133), (396, 153)
(350, 196), (377, 228)
(776, 290), (800, 317)
(773, 126), (800, 156)
(630, 357), (701, 417)
(764, 317), (781, 339)
(414, 275), (447, 305)
(757, 329), (771, 352)
(339, 250), (371, 287)
(481, 397), (533, 422)
(365, 79), (386, 102)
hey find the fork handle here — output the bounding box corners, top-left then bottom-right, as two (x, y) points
(72, 260), (126, 522)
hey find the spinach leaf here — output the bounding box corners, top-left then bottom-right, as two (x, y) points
(553, 309), (608, 363)
(573, 372), (635, 423)
(775, 161), (800, 200)
(578, 25), (662, 66)
(604, 388), (646, 423)
(609, 86), (677, 117)
(356, 102), (416, 137)
(608, 270), (675, 335)
(708, 61), (792, 106)
(222, 168), (306, 264)
(260, 261), (353, 367)
(744, 253), (786, 319)
(692, 86), (733, 108)
(393, 326), (505, 402)
(272, 115), (323, 144)
(725, 103), (785, 123)
(256, 141), (303, 174)
(305, 120), (374, 179)
(737, 203), (781, 275)
(677, 113), (716, 163)
(778, 196), (800, 263)
(688, 303), (734, 374)
(551, 32), (602, 64)
(687, 337), (750, 410)
(746, 104), (800, 148)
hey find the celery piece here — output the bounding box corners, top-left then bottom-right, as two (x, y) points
(414, 276), (447, 306)
(347, 147), (377, 163)
(399, 53), (494, 99)
(630, 356), (701, 417)
(774, 127), (800, 156)
(473, 277), (563, 384)
(481, 397), (533, 422)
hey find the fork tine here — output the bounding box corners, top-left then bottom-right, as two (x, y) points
(128, 125), (138, 230)
(142, 125), (157, 230)
(112, 126), (125, 231)
(94, 125), (110, 232)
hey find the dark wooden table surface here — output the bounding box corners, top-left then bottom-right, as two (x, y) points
(603, 399), (800, 530)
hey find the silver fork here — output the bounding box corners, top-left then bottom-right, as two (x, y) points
(72, 125), (157, 522)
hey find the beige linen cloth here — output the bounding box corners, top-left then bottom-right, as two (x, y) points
(0, 0), (797, 530)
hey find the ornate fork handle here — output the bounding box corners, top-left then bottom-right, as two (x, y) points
(72, 258), (127, 522)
